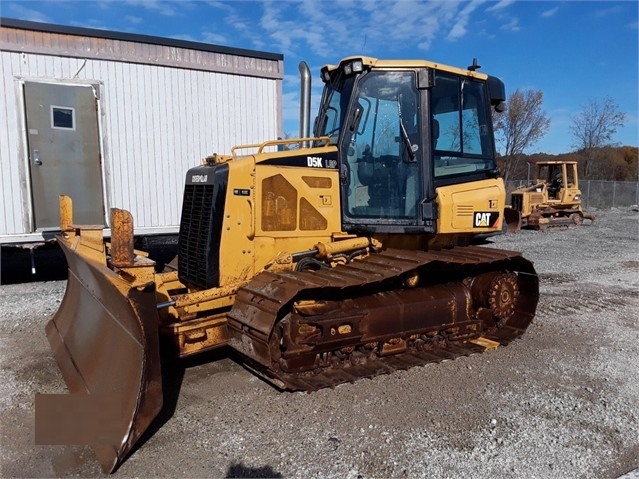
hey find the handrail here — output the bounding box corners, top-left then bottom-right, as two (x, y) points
(230, 136), (331, 157)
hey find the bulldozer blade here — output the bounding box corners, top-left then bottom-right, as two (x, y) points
(45, 236), (162, 473)
(503, 207), (522, 233)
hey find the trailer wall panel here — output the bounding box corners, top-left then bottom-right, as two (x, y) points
(0, 20), (283, 242)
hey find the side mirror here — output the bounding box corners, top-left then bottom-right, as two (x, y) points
(494, 101), (506, 113)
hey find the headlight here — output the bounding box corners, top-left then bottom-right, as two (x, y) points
(343, 59), (364, 76)
(573, 195), (581, 201)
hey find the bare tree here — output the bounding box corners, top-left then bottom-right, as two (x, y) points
(493, 89), (551, 181)
(570, 97), (626, 178)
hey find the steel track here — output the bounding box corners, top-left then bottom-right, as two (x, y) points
(228, 246), (539, 391)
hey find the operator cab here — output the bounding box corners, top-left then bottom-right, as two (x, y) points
(314, 57), (506, 234)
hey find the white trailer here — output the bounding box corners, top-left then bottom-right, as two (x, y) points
(0, 18), (283, 244)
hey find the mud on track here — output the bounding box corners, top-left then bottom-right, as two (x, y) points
(1, 208), (637, 478)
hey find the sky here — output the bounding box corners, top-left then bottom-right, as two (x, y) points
(3, 0), (637, 155)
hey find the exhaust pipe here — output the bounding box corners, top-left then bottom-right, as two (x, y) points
(299, 61), (311, 147)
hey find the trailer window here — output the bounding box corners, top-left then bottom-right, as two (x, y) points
(51, 106), (75, 130)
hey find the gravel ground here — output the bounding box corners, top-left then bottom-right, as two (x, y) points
(1, 208), (638, 478)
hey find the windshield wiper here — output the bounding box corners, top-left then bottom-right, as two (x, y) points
(399, 119), (415, 162)
(397, 95), (416, 162)
(397, 99), (417, 162)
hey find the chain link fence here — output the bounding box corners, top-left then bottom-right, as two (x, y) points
(505, 180), (639, 209)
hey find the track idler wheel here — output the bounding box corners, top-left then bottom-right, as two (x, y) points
(468, 272), (519, 320)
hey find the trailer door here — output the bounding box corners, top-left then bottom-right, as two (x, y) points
(24, 82), (105, 230)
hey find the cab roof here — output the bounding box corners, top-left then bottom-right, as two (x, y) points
(323, 56), (489, 80)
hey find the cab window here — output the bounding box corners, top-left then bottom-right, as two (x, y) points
(431, 72), (494, 180)
(344, 71), (421, 220)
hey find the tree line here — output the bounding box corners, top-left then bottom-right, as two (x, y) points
(493, 92), (637, 182)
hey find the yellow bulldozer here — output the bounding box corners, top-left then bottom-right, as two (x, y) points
(44, 56), (539, 472)
(510, 160), (595, 229)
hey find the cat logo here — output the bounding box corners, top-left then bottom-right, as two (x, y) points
(474, 211), (499, 228)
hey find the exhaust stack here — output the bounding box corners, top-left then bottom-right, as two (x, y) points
(299, 61), (311, 148)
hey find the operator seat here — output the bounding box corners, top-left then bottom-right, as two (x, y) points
(548, 170), (563, 199)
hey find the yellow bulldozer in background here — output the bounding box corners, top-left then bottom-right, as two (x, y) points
(510, 160), (595, 229)
(43, 56), (539, 472)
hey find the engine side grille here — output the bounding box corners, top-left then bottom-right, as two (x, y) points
(178, 184), (215, 289)
(530, 193), (544, 204)
(455, 205), (474, 216)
